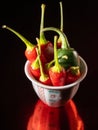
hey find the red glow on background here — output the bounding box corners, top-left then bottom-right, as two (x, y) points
(27, 100), (84, 130)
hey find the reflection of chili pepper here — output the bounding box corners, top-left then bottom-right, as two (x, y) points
(49, 36), (66, 86)
(65, 100), (84, 130)
(2, 25), (37, 62)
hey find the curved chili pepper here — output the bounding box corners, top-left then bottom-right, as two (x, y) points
(49, 36), (66, 86)
(2, 25), (37, 62)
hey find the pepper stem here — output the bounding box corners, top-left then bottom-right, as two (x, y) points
(39, 4), (47, 44)
(31, 51), (39, 69)
(45, 59), (54, 70)
(59, 1), (63, 32)
(36, 38), (48, 81)
(53, 36), (62, 72)
(58, 1), (63, 43)
(41, 27), (70, 49)
(2, 25), (34, 50)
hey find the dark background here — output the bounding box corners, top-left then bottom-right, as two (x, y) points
(0, 0), (98, 130)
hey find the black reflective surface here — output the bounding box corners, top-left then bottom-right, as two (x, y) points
(0, 0), (98, 130)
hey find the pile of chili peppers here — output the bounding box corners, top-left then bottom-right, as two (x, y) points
(2, 2), (81, 86)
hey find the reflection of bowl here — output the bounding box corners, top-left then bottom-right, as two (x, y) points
(24, 56), (88, 107)
(27, 99), (84, 130)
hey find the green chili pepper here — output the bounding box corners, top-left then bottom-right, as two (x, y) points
(57, 1), (80, 69)
(41, 27), (80, 69)
(58, 48), (80, 69)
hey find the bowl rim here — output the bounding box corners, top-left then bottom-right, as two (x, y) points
(24, 56), (88, 90)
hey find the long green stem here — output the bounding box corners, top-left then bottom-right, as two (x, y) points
(36, 38), (47, 81)
(36, 38), (44, 76)
(58, 1), (64, 45)
(2, 25), (34, 50)
(39, 4), (47, 44)
(54, 36), (61, 72)
(41, 27), (70, 49)
(59, 1), (63, 32)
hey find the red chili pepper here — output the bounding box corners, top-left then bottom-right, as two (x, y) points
(49, 67), (66, 86)
(36, 38), (52, 85)
(49, 36), (67, 86)
(25, 46), (37, 62)
(30, 51), (47, 81)
(36, 38), (47, 66)
(39, 74), (52, 85)
(39, 4), (54, 62)
(30, 52), (40, 79)
(40, 50), (47, 66)
(2, 25), (37, 62)
(30, 37), (47, 79)
(66, 66), (81, 84)
(40, 41), (54, 62)
(30, 67), (40, 80)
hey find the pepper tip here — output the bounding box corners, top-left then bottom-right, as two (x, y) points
(41, 3), (46, 8)
(2, 25), (7, 29)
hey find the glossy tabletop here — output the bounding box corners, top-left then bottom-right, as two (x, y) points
(0, 0), (98, 130)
